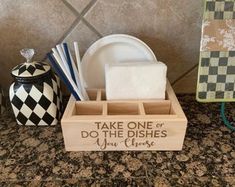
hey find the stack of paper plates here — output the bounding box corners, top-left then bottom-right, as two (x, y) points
(81, 34), (157, 88)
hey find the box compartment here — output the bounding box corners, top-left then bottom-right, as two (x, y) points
(107, 103), (140, 115)
(61, 81), (187, 151)
(143, 101), (171, 115)
(75, 103), (103, 115)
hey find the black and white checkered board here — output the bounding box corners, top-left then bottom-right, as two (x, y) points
(197, 51), (235, 102)
(205, 0), (235, 20)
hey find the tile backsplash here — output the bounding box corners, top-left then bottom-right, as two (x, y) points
(0, 0), (203, 93)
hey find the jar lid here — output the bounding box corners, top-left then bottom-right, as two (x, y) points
(11, 49), (51, 78)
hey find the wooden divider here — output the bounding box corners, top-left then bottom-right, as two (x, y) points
(74, 89), (173, 116)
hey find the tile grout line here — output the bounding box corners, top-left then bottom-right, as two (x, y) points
(62, 0), (102, 38)
(56, 17), (82, 44)
(57, 0), (84, 44)
(81, 17), (103, 38)
(166, 0), (203, 29)
(79, 0), (103, 37)
(171, 64), (198, 86)
(41, 0), (102, 62)
(81, 0), (98, 17)
(163, 2), (200, 87)
(40, 0), (82, 62)
(62, 0), (81, 16)
(42, 0), (95, 62)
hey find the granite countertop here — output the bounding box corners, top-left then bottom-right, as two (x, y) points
(0, 95), (235, 187)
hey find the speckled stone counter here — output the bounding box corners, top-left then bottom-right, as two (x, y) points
(0, 95), (235, 187)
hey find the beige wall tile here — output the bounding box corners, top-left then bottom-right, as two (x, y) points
(66, 0), (92, 13)
(0, 0), (204, 93)
(86, 0), (169, 35)
(85, 0), (203, 83)
(61, 21), (100, 95)
(63, 21), (101, 57)
(0, 0), (76, 89)
(173, 67), (198, 93)
(167, 0), (204, 27)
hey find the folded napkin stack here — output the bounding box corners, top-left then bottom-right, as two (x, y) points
(105, 62), (167, 100)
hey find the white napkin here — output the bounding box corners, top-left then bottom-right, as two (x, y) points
(105, 62), (167, 100)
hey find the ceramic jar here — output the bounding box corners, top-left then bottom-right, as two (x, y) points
(9, 49), (63, 126)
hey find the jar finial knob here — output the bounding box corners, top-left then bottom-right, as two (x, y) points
(20, 48), (35, 63)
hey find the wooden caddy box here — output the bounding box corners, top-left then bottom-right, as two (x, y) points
(61, 81), (187, 151)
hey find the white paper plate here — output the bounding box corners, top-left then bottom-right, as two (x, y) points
(81, 34), (157, 88)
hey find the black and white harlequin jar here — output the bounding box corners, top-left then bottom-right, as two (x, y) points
(9, 49), (63, 126)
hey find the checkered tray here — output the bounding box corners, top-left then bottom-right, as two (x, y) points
(197, 0), (235, 102)
(205, 0), (235, 20)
